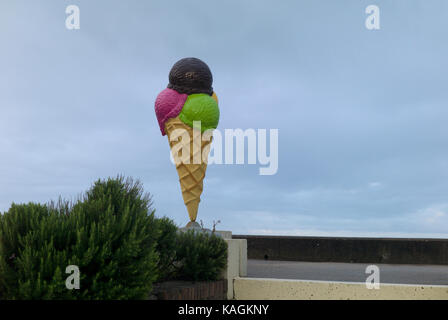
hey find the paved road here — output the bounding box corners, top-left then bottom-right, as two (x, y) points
(247, 259), (448, 285)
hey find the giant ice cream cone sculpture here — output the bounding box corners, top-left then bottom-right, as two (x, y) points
(155, 58), (220, 222)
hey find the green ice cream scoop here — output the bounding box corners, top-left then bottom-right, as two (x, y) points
(179, 93), (220, 132)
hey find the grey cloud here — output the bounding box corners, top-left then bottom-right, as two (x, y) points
(1, 0), (447, 237)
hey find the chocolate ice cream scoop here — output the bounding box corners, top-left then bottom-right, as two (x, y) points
(167, 57), (213, 95)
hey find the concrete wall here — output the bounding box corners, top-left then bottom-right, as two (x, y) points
(222, 238), (247, 300)
(234, 277), (448, 300)
(233, 235), (448, 265)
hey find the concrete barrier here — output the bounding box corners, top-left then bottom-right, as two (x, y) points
(233, 235), (448, 265)
(233, 277), (448, 300)
(219, 231), (248, 299)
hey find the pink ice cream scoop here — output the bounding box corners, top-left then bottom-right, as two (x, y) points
(155, 88), (188, 135)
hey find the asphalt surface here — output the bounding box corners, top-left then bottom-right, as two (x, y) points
(247, 259), (448, 285)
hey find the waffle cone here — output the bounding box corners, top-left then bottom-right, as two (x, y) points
(165, 116), (213, 222)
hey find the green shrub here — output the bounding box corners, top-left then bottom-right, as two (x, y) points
(0, 176), (159, 300)
(0, 202), (73, 299)
(154, 217), (178, 281)
(175, 230), (227, 281)
(0, 176), (229, 299)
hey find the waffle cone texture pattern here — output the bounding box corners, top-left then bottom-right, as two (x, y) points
(165, 116), (213, 222)
(155, 58), (219, 222)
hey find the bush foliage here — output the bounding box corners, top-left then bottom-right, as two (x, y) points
(0, 177), (159, 300)
(175, 230), (227, 281)
(154, 217), (178, 281)
(0, 176), (228, 299)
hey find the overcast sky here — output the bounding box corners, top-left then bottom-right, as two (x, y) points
(1, 0), (447, 238)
